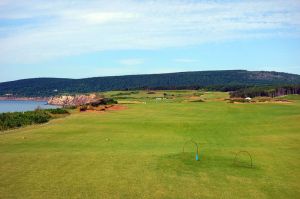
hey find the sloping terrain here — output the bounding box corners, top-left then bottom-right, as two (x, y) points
(1, 91), (299, 198)
(1, 70), (300, 96)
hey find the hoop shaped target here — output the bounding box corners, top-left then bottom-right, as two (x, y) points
(234, 151), (253, 168)
(182, 140), (199, 161)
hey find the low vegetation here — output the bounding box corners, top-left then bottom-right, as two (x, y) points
(228, 98), (251, 103)
(87, 98), (117, 106)
(45, 108), (69, 114)
(189, 99), (205, 102)
(0, 108), (69, 131)
(79, 98), (118, 112)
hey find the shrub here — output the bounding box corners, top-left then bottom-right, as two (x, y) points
(190, 99), (205, 102)
(89, 98), (118, 107)
(29, 110), (51, 123)
(229, 98), (250, 103)
(193, 92), (204, 97)
(79, 105), (88, 112)
(64, 105), (77, 109)
(0, 110), (52, 131)
(147, 91), (156, 94)
(46, 108), (69, 114)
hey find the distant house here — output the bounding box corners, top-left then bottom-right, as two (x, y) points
(245, 97), (251, 101)
(4, 94), (13, 98)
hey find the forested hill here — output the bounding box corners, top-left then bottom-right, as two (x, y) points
(1, 70), (300, 97)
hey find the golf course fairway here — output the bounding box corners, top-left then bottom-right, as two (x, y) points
(1, 92), (299, 199)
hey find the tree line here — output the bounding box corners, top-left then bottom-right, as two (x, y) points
(230, 85), (300, 98)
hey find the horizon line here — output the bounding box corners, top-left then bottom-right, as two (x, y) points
(1, 69), (300, 84)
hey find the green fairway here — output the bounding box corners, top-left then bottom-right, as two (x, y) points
(1, 92), (300, 199)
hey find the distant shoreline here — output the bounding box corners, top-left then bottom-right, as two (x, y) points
(0, 97), (49, 102)
(0, 99), (61, 113)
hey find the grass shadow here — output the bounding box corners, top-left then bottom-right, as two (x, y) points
(155, 152), (262, 178)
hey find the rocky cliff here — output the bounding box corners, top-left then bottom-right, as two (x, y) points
(47, 94), (99, 106)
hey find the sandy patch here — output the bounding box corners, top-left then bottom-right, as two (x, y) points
(188, 96), (201, 100)
(81, 105), (127, 113)
(118, 100), (146, 104)
(106, 105), (127, 111)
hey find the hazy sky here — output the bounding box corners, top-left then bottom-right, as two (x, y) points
(0, 0), (300, 82)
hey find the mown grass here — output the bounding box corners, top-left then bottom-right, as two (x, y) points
(0, 92), (299, 199)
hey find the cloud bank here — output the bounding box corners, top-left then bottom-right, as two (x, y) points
(0, 0), (299, 64)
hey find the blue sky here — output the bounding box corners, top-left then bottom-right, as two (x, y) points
(0, 0), (300, 82)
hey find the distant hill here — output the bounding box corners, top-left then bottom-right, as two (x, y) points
(1, 70), (300, 97)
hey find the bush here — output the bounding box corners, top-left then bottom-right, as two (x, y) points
(147, 91), (156, 94)
(190, 99), (205, 102)
(79, 105), (88, 112)
(46, 108), (69, 114)
(229, 98), (250, 103)
(0, 110), (52, 131)
(64, 105), (77, 109)
(193, 92), (204, 97)
(101, 98), (118, 105)
(89, 98), (117, 107)
(29, 110), (51, 123)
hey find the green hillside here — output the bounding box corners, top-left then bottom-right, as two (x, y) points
(1, 70), (300, 97)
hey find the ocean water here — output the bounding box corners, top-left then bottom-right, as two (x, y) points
(0, 100), (60, 113)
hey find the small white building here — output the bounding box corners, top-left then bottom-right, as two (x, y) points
(245, 97), (251, 101)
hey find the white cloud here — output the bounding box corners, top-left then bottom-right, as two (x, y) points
(0, 0), (299, 64)
(62, 10), (139, 25)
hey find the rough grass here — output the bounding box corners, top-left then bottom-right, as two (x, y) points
(0, 92), (299, 199)
(276, 94), (300, 100)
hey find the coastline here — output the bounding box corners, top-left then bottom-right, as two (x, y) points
(0, 99), (61, 113)
(0, 97), (49, 102)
